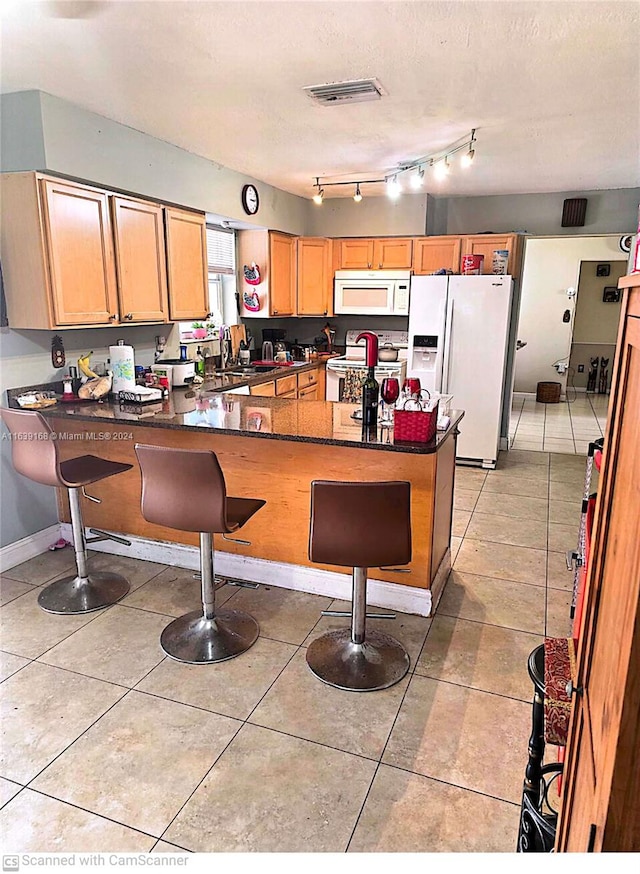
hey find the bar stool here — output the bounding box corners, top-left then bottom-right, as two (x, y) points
(134, 444), (264, 664)
(0, 408), (132, 614)
(306, 480), (412, 692)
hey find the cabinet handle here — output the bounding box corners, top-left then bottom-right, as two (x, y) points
(323, 310), (327, 316)
(273, 309), (278, 315)
(124, 313), (133, 321)
(379, 262), (383, 269)
(566, 680), (584, 697)
(109, 313), (119, 321)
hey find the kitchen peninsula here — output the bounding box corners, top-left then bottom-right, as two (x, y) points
(7, 382), (462, 617)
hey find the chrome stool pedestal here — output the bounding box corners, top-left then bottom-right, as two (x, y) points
(160, 533), (258, 664)
(38, 487), (130, 615)
(306, 564), (410, 692)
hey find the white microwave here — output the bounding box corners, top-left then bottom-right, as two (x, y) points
(334, 270), (411, 316)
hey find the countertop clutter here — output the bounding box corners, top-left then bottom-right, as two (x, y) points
(30, 388), (463, 455)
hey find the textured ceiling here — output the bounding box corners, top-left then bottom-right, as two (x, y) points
(1, 0), (639, 199)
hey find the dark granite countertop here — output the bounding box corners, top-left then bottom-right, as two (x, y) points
(33, 392), (463, 455)
(5, 364), (463, 454)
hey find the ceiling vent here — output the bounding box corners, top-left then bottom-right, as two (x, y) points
(303, 78), (386, 106)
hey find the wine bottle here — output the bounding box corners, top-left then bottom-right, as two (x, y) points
(356, 331), (380, 438)
(362, 366), (379, 430)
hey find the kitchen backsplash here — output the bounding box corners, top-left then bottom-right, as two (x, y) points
(245, 315), (409, 350)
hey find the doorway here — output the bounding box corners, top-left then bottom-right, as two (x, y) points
(568, 259), (626, 394)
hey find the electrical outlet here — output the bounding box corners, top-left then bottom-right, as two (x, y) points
(578, 364), (585, 373)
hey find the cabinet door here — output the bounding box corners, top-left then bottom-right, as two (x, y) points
(165, 207), (209, 321)
(250, 381), (276, 397)
(269, 232), (296, 316)
(298, 384), (318, 400)
(275, 373), (298, 395)
(556, 298), (640, 852)
(297, 238), (332, 316)
(40, 178), (119, 325)
(373, 238), (413, 269)
(337, 239), (375, 269)
(112, 196), (168, 322)
(413, 237), (462, 274)
(461, 235), (517, 275)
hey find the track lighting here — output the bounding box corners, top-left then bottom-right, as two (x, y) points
(410, 166), (425, 189)
(386, 175), (401, 199)
(310, 130), (477, 202)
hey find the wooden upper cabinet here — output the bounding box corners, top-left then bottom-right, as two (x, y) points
(461, 234), (521, 276)
(373, 238), (413, 269)
(165, 207), (209, 321)
(335, 238), (413, 270)
(269, 232), (296, 316)
(40, 178), (119, 326)
(297, 237), (332, 317)
(413, 236), (462, 274)
(111, 196), (168, 322)
(337, 238), (375, 269)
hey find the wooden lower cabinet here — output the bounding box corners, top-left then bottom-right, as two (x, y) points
(298, 384), (318, 400)
(250, 381), (276, 397)
(556, 277), (640, 852)
(275, 373), (298, 396)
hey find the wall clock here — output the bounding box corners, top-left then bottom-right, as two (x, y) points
(241, 184), (260, 216)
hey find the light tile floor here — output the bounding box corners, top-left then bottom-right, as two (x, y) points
(0, 451), (585, 853)
(509, 392), (609, 454)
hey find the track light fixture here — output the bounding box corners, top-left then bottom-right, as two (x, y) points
(310, 129), (477, 203)
(312, 177), (324, 205)
(410, 165), (425, 189)
(386, 175), (401, 199)
(461, 129), (476, 168)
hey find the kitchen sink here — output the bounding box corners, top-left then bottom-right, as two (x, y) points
(215, 365), (279, 377)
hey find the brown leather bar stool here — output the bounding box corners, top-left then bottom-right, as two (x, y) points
(134, 444), (264, 664)
(306, 480), (412, 692)
(0, 408), (132, 614)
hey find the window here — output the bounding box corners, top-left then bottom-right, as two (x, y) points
(206, 225), (235, 324)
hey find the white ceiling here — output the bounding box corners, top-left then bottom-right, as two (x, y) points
(1, 1), (639, 200)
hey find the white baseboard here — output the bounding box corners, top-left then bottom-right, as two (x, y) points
(0, 524), (62, 571)
(61, 523), (433, 617)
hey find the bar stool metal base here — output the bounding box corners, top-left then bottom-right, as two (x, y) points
(37, 572), (130, 615)
(306, 628), (410, 691)
(160, 608), (259, 664)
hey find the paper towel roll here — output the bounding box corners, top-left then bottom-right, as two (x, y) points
(109, 344), (136, 394)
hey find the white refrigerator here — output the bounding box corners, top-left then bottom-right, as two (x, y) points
(408, 274), (514, 468)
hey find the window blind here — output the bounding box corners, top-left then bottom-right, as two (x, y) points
(206, 226), (235, 275)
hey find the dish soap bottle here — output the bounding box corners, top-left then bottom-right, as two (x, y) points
(356, 331), (379, 438)
(195, 346), (205, 377)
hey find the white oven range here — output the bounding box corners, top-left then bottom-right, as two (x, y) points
(325, 330), (408, 402)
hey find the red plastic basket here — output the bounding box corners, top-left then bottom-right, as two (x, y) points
(393, 400), (439, 443)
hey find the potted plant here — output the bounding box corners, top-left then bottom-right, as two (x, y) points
(192, 322), (207, 339)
